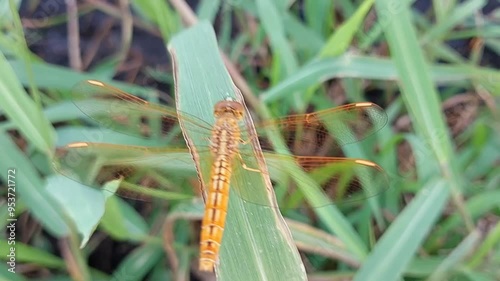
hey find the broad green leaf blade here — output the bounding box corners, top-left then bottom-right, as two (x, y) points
(45, 175), (119, 247)
(100, 196), (150, 241)
(168, 22), (306, 280)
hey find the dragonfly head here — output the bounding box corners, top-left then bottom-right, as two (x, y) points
(214, 100), (244, 120)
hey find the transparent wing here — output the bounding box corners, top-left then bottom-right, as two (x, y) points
(254, 102), (388, 156)
(53, 142), (388, 207)
(72, 80), (387, 155)
(72, 80), (213, 145)
(53, 142), (196, 201)
(233, 154), (389, 208)
(58, 80), (389, 206)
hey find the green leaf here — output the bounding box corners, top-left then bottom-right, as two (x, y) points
(168, 22), (306, 281)
(354, 179), (450, 281)
(286, 219), (360, 267)
(353, 0), (468, 279)
(44, 175), (110, 247)
(304, 0), (333, 36)
(421, 0), (486, 44)
(0, 52), (54, 154)
(319, 0), (375, 58)
(0, 132), (69, 237)
(100, 197), (150, 241)
(261, 54), (498, 103)
(110, 241), (164, 281)
(130, 0), (179, 40)
(255, 0), (297, 77)
(0, 239), (65, 268)
(8, 59), (155, 96)
(0, 264), (26, 281)
(197, 0), (221, 22)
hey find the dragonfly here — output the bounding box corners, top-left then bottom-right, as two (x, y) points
(53, 80), (389, 272)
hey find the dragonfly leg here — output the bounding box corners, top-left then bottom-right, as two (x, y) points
(237, 153), (268, 174)
(239, 138), (252, 145)
(238, 130), (262, 146)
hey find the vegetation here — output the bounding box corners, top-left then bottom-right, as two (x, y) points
(0, 0), (498, 280)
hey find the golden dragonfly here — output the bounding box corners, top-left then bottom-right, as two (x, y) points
(53, 80), (389, 271)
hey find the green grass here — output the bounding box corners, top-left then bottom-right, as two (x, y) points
(0, 0), (499, 280)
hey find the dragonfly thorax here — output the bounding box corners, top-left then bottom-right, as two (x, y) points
(213, 100), (244, 120)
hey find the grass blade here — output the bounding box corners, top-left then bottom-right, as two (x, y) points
(354, 0), (468, 279)
(261, 54), (498, 102)
(319, 0), (375, 58)
(0, 52), (54, 154)
(168, 22), (306, 280)
(354, 179), (450, 281)
(0, 132), (69, 236)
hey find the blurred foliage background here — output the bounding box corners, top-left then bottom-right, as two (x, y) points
(0, 0), (499, 280)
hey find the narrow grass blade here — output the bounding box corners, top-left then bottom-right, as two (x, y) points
(304, 0), (333, 36)
(130, 0), (179, 40)
(261, 54), (499, 102)
(197, 0), (221, 22)
(286, 219), (360, 267)
(421, 0), (486, 44)
(0, 52), (54, 154)
(110, 241), (164, 281)
(8, 59), (154, 95)
(354, 179), (450, 281)
(0, 240), (65, 269)
(428, 229), (482, 281)
(0, 131), (69, 236)
(318, 0), (375, 58)
(354, 0), (468, 279)
(256, 0), (298, 76)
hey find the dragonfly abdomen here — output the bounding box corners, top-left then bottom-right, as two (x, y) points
(199, 155), (232, 271)
(199, 113), (242, 271)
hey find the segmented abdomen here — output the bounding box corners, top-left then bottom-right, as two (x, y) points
(199, 156), (232, 271)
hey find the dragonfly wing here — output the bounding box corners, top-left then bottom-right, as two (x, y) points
(254, 102), (388, 155)
(53, 142), (196, 201)
(72, 80), (213, 145)
(232, 153), (389, 208)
